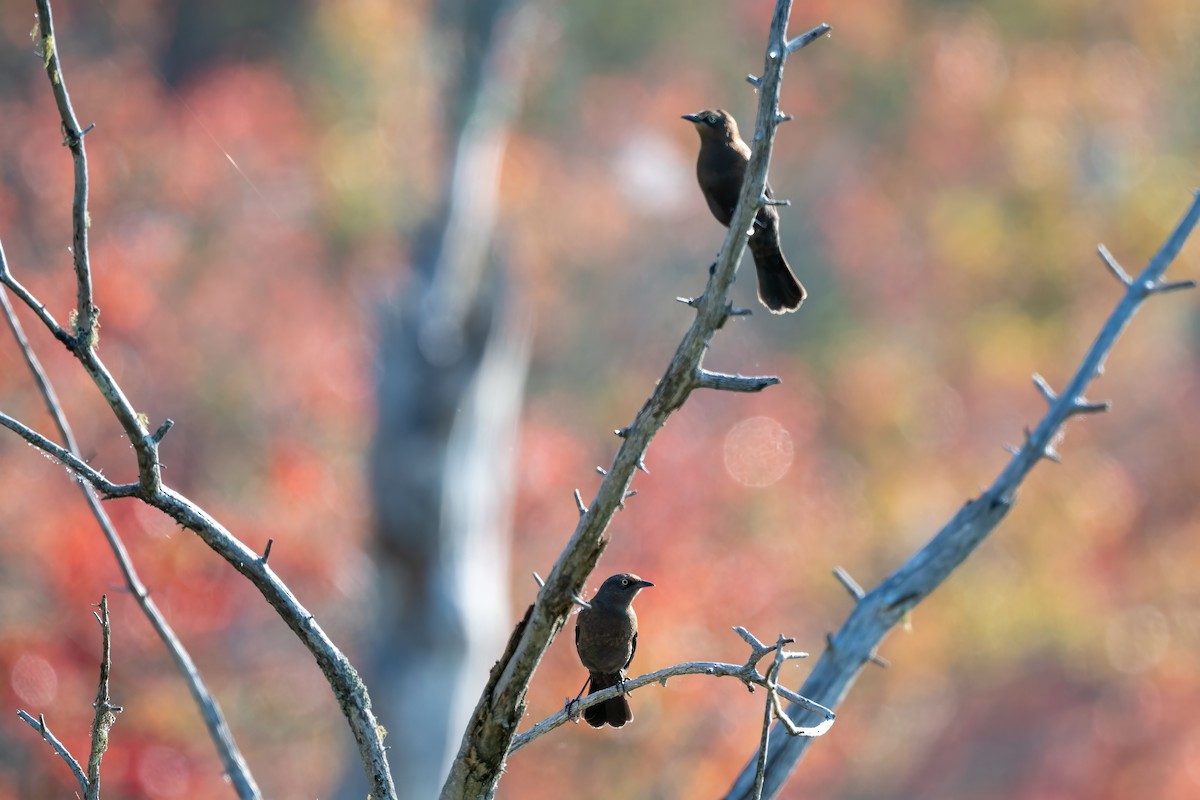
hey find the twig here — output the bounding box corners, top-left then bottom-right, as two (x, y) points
(831, 566), (865, 600)
(723, 192), (1200, 799)
(0, 4), (394, 794)
(0, 286), (263, 798)
(1097, 244), (1132, 286)
(33, 0), (96, 346)
(751, 665), (773, 800)
(507, 627), (830, 755)
(15, 711), (88, 795)
(85, 596), (119, 800)
(695, 369), (781, 393)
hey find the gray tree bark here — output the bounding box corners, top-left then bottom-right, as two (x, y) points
(337, 1), (536, 796)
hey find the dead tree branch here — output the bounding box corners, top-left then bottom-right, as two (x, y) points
(724, 192), (1200, 799)
(0, 284), (262, 799)
(507, 627), (832, 755)
(0, 3), (395, 795)
(440, 3), (830, 796)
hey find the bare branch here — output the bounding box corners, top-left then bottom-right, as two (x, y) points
(507, 628), (826, 755)
(16, 711), (87, 795)
(33, 0), (97, 345)
(85, 596), (119, 800)
(0, 4), (393, 795)
(696, 369), (781, 393)
(723, 191), (1200, 799)
(0, 287), (264, 798)
(785, 22), (831, 53)
(0, 244), (74, 348)
(444, 12), (831, 792)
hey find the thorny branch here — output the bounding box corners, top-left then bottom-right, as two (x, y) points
(0, 285), (263, 798)
(0, 2), (395, 796)
(724, 193), (1200, 799)
(15, 711), (87, 795)
(85, 596), (119, 800)
(14, 596), (123, 799)
(507, 627), (832, 755)
(441, 4), (830, 796)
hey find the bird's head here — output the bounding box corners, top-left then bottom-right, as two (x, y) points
(592, 573), (654, 609)
(682, 108), (739, 143)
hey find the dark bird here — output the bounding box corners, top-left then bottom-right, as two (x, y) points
(574, 573), (654, 728)
(682, 108), (805, 313)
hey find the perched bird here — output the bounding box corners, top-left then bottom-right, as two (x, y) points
(682, 108), (806, 313)
(574, 573), (654, 728)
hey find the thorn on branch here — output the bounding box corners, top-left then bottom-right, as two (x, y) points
(532, 571), (545, 588)
(1069, 397), (1111, 416)
(785, 23), (833, 54)
(760, 193), (791, 208)
(16, 710), (87, 795)
(1149, 278), (1197, 294)
(746, 73), (761, 87)
(1097, 244), (1133, 286)
(595, 466), (607, 476)
(80, 122), (95, 137)
(774, 112), (794, 124)
(695, 369), (780, 394)
(734, 625), (768, 652)
(868, 652), (890, 669)
(614, 427), (629, 439)
(832, 566), (865, 600)
(636, 458), (650, 475)
(573, 489), (587, 515)
(261, 538), (274, 564)
(150, 418), (174, 444)
(1032, 373), (1057, 404)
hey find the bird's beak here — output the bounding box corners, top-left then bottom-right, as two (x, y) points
(681, 113), (703, 123)
(635, 579), (655, 589)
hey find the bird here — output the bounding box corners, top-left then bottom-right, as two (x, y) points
(574, 573), (654, 728)
(682, 108), (805, 313)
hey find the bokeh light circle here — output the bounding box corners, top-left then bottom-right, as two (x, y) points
(723, 416), (795, 487)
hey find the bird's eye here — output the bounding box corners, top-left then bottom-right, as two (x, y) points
(706, 114), (718, 124)
(621, 578), (630, 586)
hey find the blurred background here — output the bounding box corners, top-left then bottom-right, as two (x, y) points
(1, 0), (1198, 797)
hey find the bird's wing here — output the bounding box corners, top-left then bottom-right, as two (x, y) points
(624, 630), (638, 673)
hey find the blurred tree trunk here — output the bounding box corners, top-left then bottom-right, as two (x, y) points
(337, 1), (536, 796)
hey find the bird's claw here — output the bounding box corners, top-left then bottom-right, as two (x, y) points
(564, 696), (583, 724)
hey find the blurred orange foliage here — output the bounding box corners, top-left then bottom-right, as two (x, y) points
(1, 0), (1199, 798)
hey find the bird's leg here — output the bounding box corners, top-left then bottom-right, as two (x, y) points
(564, 675), (592, 723)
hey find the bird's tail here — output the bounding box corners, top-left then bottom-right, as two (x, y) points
(584, 672), (633, 728)
(749, 227), (806, 313)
